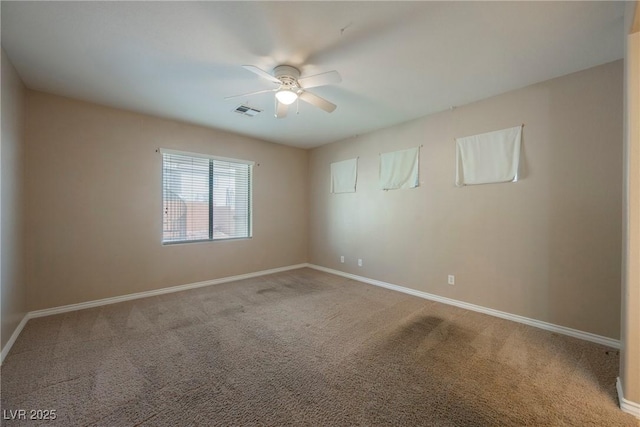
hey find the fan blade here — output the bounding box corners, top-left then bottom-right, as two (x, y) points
(275, 101), (288, 119)
(299, 91), (337, 113)
(224, 89), (275, 100)
(298, 70), (341, 89)
(242, 65), (281, 84)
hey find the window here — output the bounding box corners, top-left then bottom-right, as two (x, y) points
(161, 149), (252, 244)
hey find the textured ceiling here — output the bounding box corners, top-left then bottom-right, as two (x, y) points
(1, 1), (625, 148)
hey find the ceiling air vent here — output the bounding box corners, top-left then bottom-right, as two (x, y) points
(233, 105), (262, 117)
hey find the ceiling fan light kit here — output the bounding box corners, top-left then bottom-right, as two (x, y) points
(275, 88), (299, 105)
(226, 64), (341, 118)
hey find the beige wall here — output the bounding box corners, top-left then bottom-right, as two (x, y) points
(1, 49), (27, 351)
(24, 91), (309, 310)
(620, 0), (640, 407)
(309, 60), (623, 339)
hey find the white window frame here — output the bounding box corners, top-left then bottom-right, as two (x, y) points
(160, 148), (254, 245)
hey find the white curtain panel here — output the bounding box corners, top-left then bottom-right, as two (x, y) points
(379, 147), (420, 190)
(330, 158), (358, 193)
(455, 125), (522, 186)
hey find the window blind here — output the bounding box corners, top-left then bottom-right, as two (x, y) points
(161, 150), (252, 244)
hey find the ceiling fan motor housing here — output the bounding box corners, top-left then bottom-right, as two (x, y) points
(273, 65), (301, 79)
(274, 65), (302, 92)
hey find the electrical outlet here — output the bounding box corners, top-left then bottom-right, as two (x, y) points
(358, 259), (363, 267)
(340, 256), (345, 263)
(448, 275), (455, 285)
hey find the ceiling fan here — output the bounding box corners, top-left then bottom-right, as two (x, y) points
(225, 65), (341, 118)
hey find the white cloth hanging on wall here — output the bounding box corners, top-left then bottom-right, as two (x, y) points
(379, 147), (420, 190)
(455, 125), (522, 186)
(330, 158), (358, 193)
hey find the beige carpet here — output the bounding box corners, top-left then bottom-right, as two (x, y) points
(1, 268), (637, 426)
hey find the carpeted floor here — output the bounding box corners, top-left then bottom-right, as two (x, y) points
(1, 268), (638, 426)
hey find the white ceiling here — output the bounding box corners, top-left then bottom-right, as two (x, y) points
(1, 1), (625, 148)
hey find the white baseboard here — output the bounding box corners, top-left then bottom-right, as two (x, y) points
(0, 263), (622, 365)
(307, 264), (621, 349)
(0, 314), (28, 364)
(617, 377), (640, 418)
(29, 264), (308, 319)
(0, 263), (308, 364)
